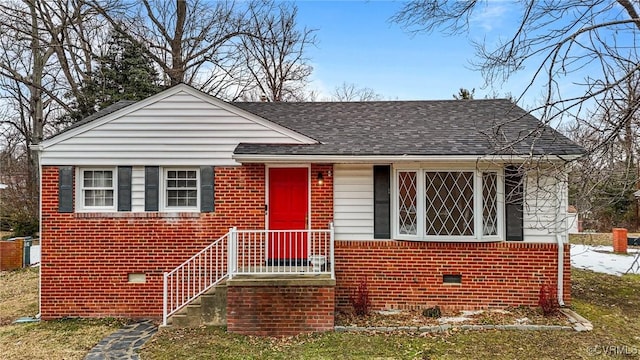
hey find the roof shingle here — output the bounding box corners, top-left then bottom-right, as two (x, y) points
(232, 99), (584, 157)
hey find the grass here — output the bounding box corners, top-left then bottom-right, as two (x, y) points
(0, 268), (125, 360)
(2, 263), (640, 359)
(141, 269), (640, 359)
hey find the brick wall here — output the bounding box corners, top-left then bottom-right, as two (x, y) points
(310, 164), (333, 230)
(40, 164), (266, 320)
(0, 239), (23, 271)
(226, 282), (335, 336)
(334, 240), (571, 311)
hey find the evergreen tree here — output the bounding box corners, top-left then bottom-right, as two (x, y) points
(65, 33), (163, 123)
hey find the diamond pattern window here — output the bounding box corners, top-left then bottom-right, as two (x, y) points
(424, 171), (474, 236)
(482, 172), (498, 236)
(398, 171), (418, 235)
(395, 168), (502, 241)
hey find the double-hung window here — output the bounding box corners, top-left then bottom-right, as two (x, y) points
(163, 169), (199, 211)
(79, 169), (116, 211)
(396, 168), (502, 241)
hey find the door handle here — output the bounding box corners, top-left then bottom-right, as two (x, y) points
(305, 214), (308, 229)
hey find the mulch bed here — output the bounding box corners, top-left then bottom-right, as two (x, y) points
(335, 307), (569, 328)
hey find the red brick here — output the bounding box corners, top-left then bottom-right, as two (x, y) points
(334, 240), (571, 311)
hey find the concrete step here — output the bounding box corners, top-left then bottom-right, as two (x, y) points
(167, 284), (227, 328)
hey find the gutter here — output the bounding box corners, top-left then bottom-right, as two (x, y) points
(29, 143), (43, 317)
(232, 154), (584, 164)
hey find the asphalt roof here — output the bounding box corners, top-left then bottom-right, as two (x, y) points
(232, 99), (584, 157)
(47, 93), (584, 157)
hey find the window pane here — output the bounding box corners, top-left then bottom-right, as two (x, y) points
(84, 189), (113, 207)
(83, 170), (114, 208)
(398, 171), (417, 235)
(482, 172), (498, 236)
(167, 189), (197, 208)
(83, 171), (93, 187)
(425, 172), (474, 236)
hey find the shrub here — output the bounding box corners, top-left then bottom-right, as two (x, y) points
(538, 284), (559, 316)
(422, 306), (442, 318)
(349, 277), (371, 316)
(11, 215), (39, 237)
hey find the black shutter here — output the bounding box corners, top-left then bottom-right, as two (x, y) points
(200, 166), (214, 212)
(145, 166), (159, 211)
(117, 166), (132, 211)
(505, 166), (524, 241)
(58, 166), (74, 213)
(373, 165), (391, 239)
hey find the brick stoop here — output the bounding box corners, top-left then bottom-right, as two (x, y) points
(167, 284), (228, 328)
(226, 276), (336, 336)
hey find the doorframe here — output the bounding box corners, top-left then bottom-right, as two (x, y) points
(265, 164), (311, 231)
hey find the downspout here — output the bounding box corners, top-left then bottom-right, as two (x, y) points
(556, 177), (565, 307)
(29, 144), (43, 318)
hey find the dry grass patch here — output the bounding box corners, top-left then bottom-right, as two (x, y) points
(0, 319), (126, 360)
(0, 268), (39, 325)
(0, 267), (125, 359)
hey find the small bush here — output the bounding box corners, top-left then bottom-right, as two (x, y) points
(538, 284), (559, 316)
(422, 306), (442, 318)
(349, 277), (371, 316)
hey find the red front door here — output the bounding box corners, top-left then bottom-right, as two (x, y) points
(268, 167), (308, 264)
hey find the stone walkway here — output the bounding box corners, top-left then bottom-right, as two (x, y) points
(84, 320), (157, 360)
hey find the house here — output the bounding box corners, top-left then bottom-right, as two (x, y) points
(33, 84), (583, 336)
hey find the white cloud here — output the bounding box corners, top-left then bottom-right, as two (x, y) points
(469, 2), (511, 32)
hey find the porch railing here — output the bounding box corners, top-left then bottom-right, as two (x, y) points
(162, 224), (334, 326)
(162, 230), (229, 326)
(229, 224), (335, 279)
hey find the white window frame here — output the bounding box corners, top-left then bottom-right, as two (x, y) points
(392, 165), (504, 242)
(76, 167), (117, 212)
(160, 168), (200, 212)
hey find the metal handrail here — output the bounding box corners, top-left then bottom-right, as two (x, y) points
(162, 224), (335, 326)
(162, 230), (231, 326)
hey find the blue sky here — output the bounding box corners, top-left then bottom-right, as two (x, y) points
(296, 1), (516, 101)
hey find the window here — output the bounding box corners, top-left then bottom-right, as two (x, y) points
(163, 169), (199, 211)
(79, 169), (116, 210)
(395, 168), (501, 241)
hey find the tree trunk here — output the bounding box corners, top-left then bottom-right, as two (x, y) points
(169, 0), (186, 85)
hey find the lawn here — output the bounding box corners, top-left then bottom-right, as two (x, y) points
(140, 268), (640, 359)
(0, 268), (126, 360)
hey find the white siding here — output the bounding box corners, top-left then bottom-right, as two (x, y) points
(40, 90), (309, 166)
(333, 164), (374, 240)
(131, 166), (145, 212)
(522, 169), (568, 243)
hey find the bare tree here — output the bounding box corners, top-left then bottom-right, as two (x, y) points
(393, 0), (640, 229)
(239, 1), (316, 102)
(89, 0), (254, 98)
(332, 82), (383, 102)
(0, 0), (103, 230)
